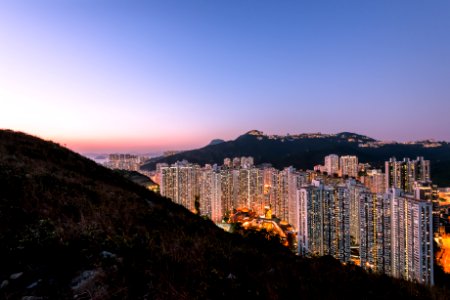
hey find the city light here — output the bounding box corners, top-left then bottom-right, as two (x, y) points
(143, 154), (440, 286)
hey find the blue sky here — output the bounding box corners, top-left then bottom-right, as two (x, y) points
(1, 0), (449, 152)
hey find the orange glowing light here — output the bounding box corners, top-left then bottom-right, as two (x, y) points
(437, 234), (450, 273)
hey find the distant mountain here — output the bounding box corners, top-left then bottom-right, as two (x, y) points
(1, 129), (448, 298)
(141, 130), (450, 186)
(207, 139), (225, 146)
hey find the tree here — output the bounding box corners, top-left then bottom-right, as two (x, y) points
(194, 195), (201, 216)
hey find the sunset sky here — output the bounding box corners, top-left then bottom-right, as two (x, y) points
(1, 0), (450, 153)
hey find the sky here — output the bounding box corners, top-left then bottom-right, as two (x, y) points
(1, 0), (450, 153)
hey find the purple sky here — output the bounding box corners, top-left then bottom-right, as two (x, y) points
(1, 0), (450, 153)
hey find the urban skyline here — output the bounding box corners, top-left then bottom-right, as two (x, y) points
(140, 153), (437, 285)
(1, 0), (450, 153)
(2, 129), (447, 298)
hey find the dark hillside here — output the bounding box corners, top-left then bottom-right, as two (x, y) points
(0, 130), (448, 299)
(113, 169), (157, 187)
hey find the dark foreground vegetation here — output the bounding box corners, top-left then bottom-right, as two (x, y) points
(0, 130), (449, 299)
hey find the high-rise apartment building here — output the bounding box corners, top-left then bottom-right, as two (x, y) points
(263, 167), (279, 212)
(389, 189), (434, 285)
(238, 168), (251, 210)
(223, 157), (231, 168)
(413, 181), (439, 233)
(297, 182), (350, 263)
(298, 185), (324, 256)
(106, 153), (148, 171)
(359, 191), (391, 274)
(240, 156), (254, 168)
(347, 179), (367, 246)
(340, 155), (358, 178)
(330, 184), (351, 262)
(220, 169), (233, 215)
(324, 154), (340, 176)
(160, 162), (200, 212)
(385, 157), (431, 193)
(362, 169), (386, 194)
(199, 166), (222, 222)
(199, 166), (213, 217)
(357, 188), (434, 285)
(275, 169), (289, 221)
(248, 167), (264, 213)
(415, 156), (431, 182)
(210, 172), (222, 222)
(232, 157), (241, 168)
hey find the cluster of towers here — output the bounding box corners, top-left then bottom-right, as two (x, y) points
(159, 158), (308, 223)
(158, 155), (436, 285)
(317, 154), (359, 177)
(298, 179), (435, 285)
(105, 153), (149, 171)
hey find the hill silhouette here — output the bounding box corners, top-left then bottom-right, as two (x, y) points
(142, 131), (450, 186)
(0, 129), (448, 299)
(113, 169), (157, 187)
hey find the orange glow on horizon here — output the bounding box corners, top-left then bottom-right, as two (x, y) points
(1, 127), (225, 154)
(49, 135), (206, 154)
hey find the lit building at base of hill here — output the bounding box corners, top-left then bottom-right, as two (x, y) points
(160, 161), (200, 212)
(358, 189), (434, 285)
(297, 181), (351, 262)
(389, 189), (434, 285)
(228, 208), (296, 249)
(199, 165), (223, 222)
(359, 191), (391, 274)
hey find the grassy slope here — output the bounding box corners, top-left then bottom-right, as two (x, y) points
(0, 130), (448, 299)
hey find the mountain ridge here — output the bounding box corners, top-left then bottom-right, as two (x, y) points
(141, 130), (450, 186)
(207, 139), (226, 146)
